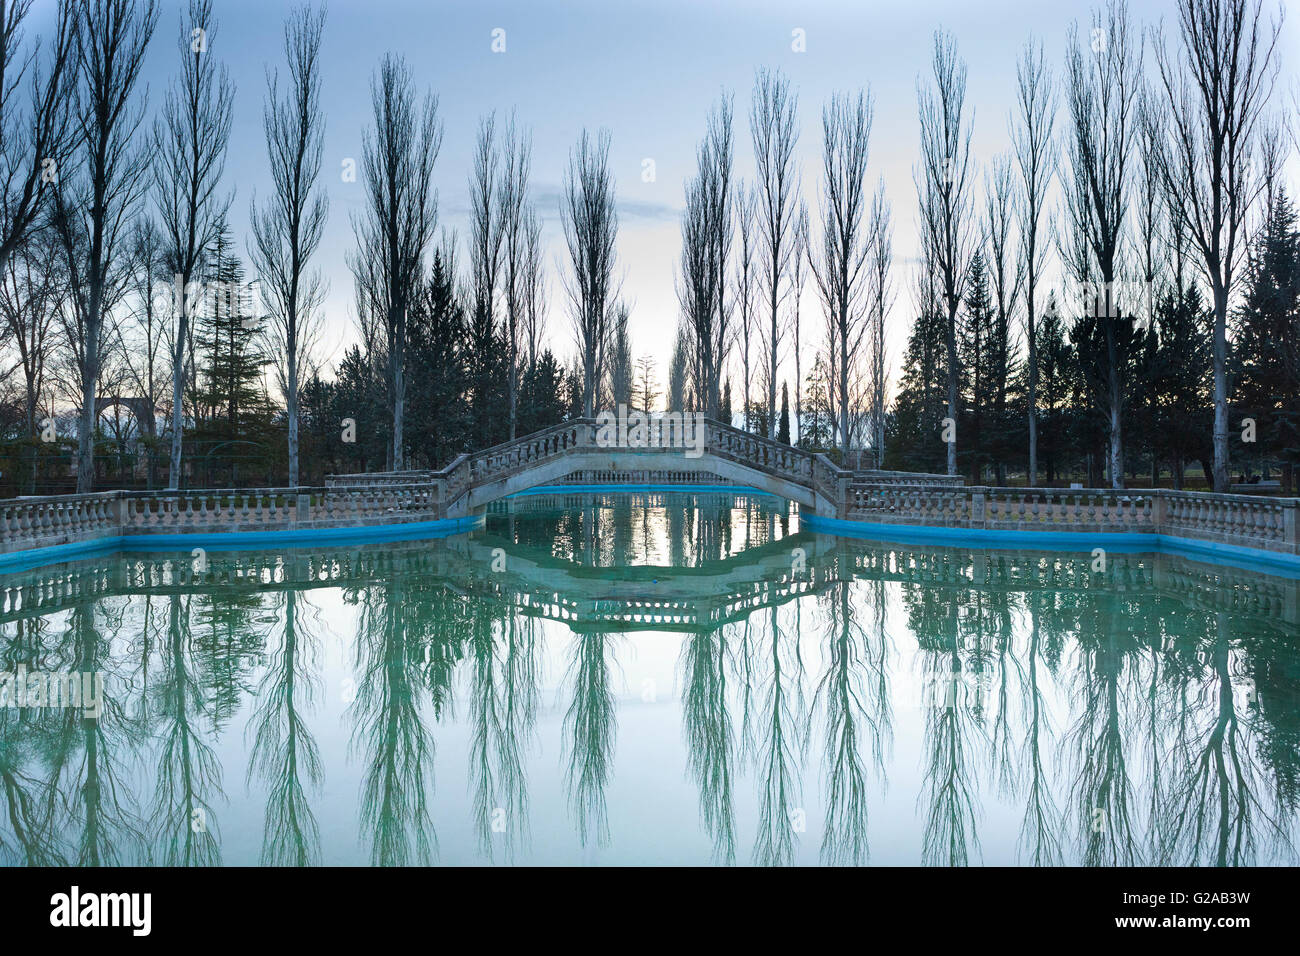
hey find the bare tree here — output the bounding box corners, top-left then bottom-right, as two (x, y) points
(811, 89), (874, 459)
(348, 53), (442, 469)
(154, 0), (232, 489)
(789, 201), (808, 444)
(50, 0), (157, 492)
(115, 217), (167, 440)
(750, 68), (800, 439)
(521, 206), (545, 374)
(867, 183), (893, 467)
(1012, 36), (1055, 485)
(560, 128), (618, 418)
(607, 301), (632, 408)
(466, 112), (504, 446)
(0, 224), (61, 443)
(1062, 0), (1140, 488)
(677, 94), (733, 421)
(499, 114), (533, 439)
(916, 30), (975, 477)
(985, 153), (1023, 484)
(250, 3), (327, 488)
(733, 184), (756, 427)
(0, 0), (77, 271)
(1153, 0), (1282, 492)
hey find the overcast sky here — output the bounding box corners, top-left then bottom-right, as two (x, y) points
(32, 0), (1300, 392)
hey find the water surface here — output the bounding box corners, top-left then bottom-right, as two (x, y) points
(1, 491), (1298, 866)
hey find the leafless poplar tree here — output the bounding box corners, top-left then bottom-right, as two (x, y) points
(750, 68), (799, 439)
(349, 54), (442, 469)
(734, 184), (756, 428)
(1012, 36), (1055, 485)
(1153, 0), (1282, 492)
(705, 94), (733, 420)
(867, 183), (893, 467)
(560, 128), (618, 418)
(521, 206), (545, 375)
(1062, 0), (1140, 488)
(154, 0), (232, 489)
(985, 153), (1023, 483)
(52, 0), (157, 492)
(811, 89), (874, 459)
(499, 114), (533, 439)
(677, 94), (734, 421)
(789, 201), (808, 444)
(916, 30), (975, 476)
(608, 301), (633, 408)
(250, 3), (328, 488)
(0, 0), (77, 270)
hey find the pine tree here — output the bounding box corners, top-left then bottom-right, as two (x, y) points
(886, 300), (948, 472)
(1235, 188), (1300, 490)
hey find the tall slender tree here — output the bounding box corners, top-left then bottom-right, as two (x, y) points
(52, 0), (157, 493)
(750, 68), (799, 439)
(916, 31), (976, 476)
(1062, 0), (1140, 488)
(811, 90), (873, 459)
(1153, 0), (1282, 492)
(349, 54), (442, 469)
(867, 184), (893, 467)
(250, 3), (327, 488)
(1012, 37), (1055, 486)
(561, 128), (618, 419)
(154, 0), (233, 489)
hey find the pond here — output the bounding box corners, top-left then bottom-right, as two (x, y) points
(1, 490), (1298, 866)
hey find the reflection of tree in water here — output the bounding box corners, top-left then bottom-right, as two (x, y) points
(912, 581), (984, 867)
(680, 623), (737, 864)
(0, 615), (67, 865)
(153, 595), (224, 866)
(246, 587), (323, 866)
(563, 631), (619, 846)
(1018, 600), (1063, 865)
(748, 605), (806, 867)
(1154, 610), (1294, 866)
(1240, 618), (1300, 818)
(1065, 590), (1145, 866)
(468, 601), (539, 860)
(192, 582), (269, 731)
(349, 581), (440, 865)
(813, 574), (890, 865)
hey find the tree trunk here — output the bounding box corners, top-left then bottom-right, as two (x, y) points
(946, 301), (958, 476)
(1211, 282), (1229, 493)
(168, 283), (189, 490)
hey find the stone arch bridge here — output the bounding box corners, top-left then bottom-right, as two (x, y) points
(326, 417), (958, 520)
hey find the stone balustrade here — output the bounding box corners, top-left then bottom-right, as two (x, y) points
(844, 483), (1297, 554)
(2, 414), (1297, 563)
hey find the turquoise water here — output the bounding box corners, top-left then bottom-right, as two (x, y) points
(1, 490), (1298, 866)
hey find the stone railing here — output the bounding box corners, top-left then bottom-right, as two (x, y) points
(0, 484), (451, 557)
(1, 492), (124, 554)
(843, 483), (1298, 554)
(465, 420), (589, 491)
(324, 469), (436, 489)
(851, 468), (964, 488)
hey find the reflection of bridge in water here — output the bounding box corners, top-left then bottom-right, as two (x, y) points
(3, 529), (1295, 632)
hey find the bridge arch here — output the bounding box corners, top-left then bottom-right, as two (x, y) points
(449, 447), (826, 516)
